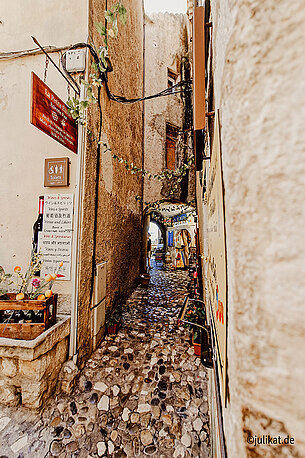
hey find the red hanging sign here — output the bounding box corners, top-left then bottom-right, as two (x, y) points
(31, 72), (78, 153)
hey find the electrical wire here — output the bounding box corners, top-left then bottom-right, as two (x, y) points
(104, 78), (192, 104)
(1, 42), (192, 103)
(60, 42), (192, 104)
(0, 45), (70, 61)
(59, 39), (192, 303)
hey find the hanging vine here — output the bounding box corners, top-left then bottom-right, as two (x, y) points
(64, 1), (194, 201)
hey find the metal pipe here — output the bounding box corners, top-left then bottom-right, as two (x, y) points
(69, 82), (86, 362)
(141, 4), (146, 272)
(209, 302), (227, 457)
(31, 36), (80, 95)
(188, 298), (205, 304)
(180, 318), (208, 331)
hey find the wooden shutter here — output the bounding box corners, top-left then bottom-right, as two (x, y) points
(166, 124), (178, 170)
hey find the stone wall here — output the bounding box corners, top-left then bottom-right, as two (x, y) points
(143, 12), (194, 204)
(197, 0), (305, 456)
(77, 0), (144, 365)
(0, 317), (70, 409)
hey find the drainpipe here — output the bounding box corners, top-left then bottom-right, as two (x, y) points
(141, 6), (146, 272)
(69, 82), (86, 363)
(143, 212), (150, 272)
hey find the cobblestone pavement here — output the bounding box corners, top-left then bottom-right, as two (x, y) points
(0, 263), (210, 457)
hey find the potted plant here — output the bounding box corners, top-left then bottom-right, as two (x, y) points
(105, 306), (122, 335)
(183, 303), (206, 356)
(140, 273), (151, 287)
(0, 251), (63, 340)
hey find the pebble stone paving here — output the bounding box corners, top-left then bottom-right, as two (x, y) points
(0, 263), (210, 457)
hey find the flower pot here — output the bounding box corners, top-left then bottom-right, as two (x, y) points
(140, 274), (150, 287)
(192, 331), (201, 356)
(107, 324), (118, 335)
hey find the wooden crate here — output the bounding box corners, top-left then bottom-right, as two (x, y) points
(0, 293), (57, 340)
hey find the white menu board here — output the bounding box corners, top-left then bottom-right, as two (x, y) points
(206, 110), (227, 402)
(38, 194), (73, 280)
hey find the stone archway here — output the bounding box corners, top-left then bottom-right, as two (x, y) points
(141, 200), (196, 272)
(150, 218), (167, 249)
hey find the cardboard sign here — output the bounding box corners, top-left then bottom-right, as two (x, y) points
(44, 157), (70, 187)
(38, 194), (74, 280)
(206, 110), (228, 402)
(31, 73), (78, 153)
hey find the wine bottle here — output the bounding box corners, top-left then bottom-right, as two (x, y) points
(34, 310), (44, 323)
(24, 310), (35, 323)
(14, 310), (25, 323)
(32, 196), (44, 276)
(32, 196), (44, 253)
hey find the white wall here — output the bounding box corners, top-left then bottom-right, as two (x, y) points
(0, 1), (88, 309)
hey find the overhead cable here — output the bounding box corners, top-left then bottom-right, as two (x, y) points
(61, 42), (193, 104)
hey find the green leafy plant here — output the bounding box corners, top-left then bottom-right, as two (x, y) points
(184, 303), (206, 341)
(105, 306), (122, 327)
(65, 2), (194, 202)
(67, 1), (127, 124)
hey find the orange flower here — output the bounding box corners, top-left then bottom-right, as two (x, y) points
(45, 274), (52, 282)
(16, 293), (24, 300)
(51, 274), (57, 281)
(14, 266), (21, 272)
(45, 290), (52, 298)
(59, 261), (63, 267)
(37, 294), (45, 300)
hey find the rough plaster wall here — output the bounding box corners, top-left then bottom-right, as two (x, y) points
(144, 13), (188, 203)
(78, 0), (143, 365)
(210, 0), (305, 456)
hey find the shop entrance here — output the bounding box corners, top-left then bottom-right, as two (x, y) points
(142, 200), (197, 272)
(149, 220), (166, 267)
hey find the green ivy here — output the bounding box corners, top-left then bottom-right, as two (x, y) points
(66, 2), (194, 202)
(67, 1), (126, 122)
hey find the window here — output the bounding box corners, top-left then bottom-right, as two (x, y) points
(167, 68), (178, 93)
(166, 123), (179, 170)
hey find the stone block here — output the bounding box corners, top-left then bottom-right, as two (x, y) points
(1, 358), (18, 378)
(58, 359), (79, 395)
(19, 353), (48, 381)
(0, 317), (70, 409)
(21, 380), (47, 409)
(0, 316), (70, 360)
(0, 380), (20, 407)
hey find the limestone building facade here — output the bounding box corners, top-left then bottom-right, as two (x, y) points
(143, 12), (194, 205)
(0, 0), (144, 407)
(192, 0), (305, 456)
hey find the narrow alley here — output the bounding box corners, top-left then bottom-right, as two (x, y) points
(0, 263), (210, 458)
(1, 0), (304, 456)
